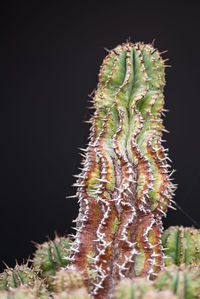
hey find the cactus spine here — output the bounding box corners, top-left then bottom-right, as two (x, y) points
(162, 226), (200, 266)
(67, 42), (175, 298)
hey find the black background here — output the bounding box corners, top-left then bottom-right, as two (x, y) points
(1, 1), (200, 271)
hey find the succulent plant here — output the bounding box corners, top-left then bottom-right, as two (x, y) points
(142, 290), (179, 299)
(115, 278), (154, 298)
(0, 263), (48, 297)
(53, 269), (85, 293)
(161, 226), (200, 266)
(67, 42), (175, 297)
(0, 286), (37, 299)
(33, 235), (70, 289)
(4, 41), (198, 299)
(154, 264), (200, 299)
(52, 288), (89, 299)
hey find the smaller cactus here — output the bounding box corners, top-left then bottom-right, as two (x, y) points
(52, 288), (89, 299)
(115, 278), (154, 299)
(161, 226), (200, 266)
(142, 290), (178, 299)
(154, 264), (200, 299)
(0, 264), (48, 297)
(0, 286), (36, 299)
(53, 269), (84, 293)
(0, 263), (41, 290)
(52, 269), (89, 299)
(32, 235), (70, 289)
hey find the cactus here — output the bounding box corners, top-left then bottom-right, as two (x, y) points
(115, 278), (154, 298)
(67, 42), (175, 298)
(0, 263), (41, 290)
(4, 41), (198, 299)
(33, 235), (70, 289)
(154, 264), (200, 299)
(0, 263), (48, 297)
(52, 288), (89, 299)
(53, 269), (85, 293)
(142, 290), (179, 299)
(161, 226), (200, 266)
(52, 269), (89, 299)
(0, 286), (37, 299)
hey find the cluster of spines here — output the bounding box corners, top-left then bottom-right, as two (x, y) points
(161, 226), (200, 266)
(67, 42), (176, 297)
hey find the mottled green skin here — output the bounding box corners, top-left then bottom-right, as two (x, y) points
(154, 265), (200, 299)
(94, 43), (168, 211)
(162, 226), (200, 266)
(33, 236), (70, 289)
(115, 278), (154, 299)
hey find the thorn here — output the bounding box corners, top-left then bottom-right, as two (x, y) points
(104, 47), (110, 53)
(65, 195), (77, 199)
(160, 50), (168, 55)
(78, 147), (87, 152)
(164, 64), (172, 68)
(162, 128), (170, 133)
(2, 261), (10, 269)
(84, 120), (93, 124)
(168, 205), (177, 211)
(151, 38), (156, 46)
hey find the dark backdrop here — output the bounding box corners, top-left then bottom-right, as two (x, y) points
(1, 1), (200, 271)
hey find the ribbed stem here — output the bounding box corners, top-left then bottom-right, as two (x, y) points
(68, 42), (175, 298)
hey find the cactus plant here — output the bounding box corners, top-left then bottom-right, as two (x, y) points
(53, 269), (85, 293)
(0, 263), (48, 297)
(32, 235), (70, 289)
(0, 263), (41, 290)
(52, 288), (89, 299)
(143, 290), (179, 299)
(4, 41), (199, 299)
(0, 286), (37, 299)
(161, 226), (200, 266)
(52, 269), (89, 298)
(154, 264), (200, 299)
(115, 278), (154, 298)
(67, 42), (175, 297)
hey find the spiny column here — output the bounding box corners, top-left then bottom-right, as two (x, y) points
(67, 42), (176, 298)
